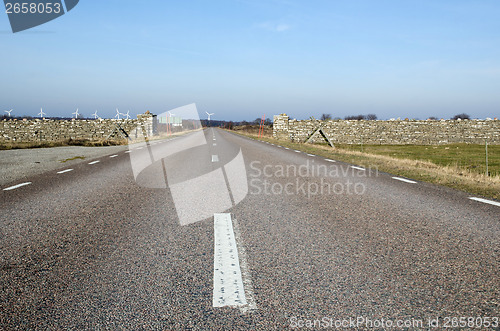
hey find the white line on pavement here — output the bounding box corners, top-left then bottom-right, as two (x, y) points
(294, 150), (301, 153)
(110, 155), (118, 158)
(350, 166), (365, 171)
(57, 169), (74, 174)
(88, 161), (100, 165)
(213, 213), (247, 308)
(469, 197), (500, 207)
(392, 177), (417, 184)
(125, 151), (131, 154)
(307, 154), (315, 157)
(213, 143), (217, 146)
(325, 159), (336, 163)
(212, 155), (219, 162)
(3, 182), (32, 191)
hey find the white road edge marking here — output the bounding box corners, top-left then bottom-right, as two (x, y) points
(213, 213), (250, 309)
(392, 177), (417, 184)
(350, 166), (365, 171)
(469, 197), (500, 207)
(325, 159), (336, 163)
(307, 154), (315, 157)
(294, 150), (301, 153)
(88, 161), (100, 165)
(212, 155), (219, 162)
(110, 155), (119, 158)
(125, 151), (131, 154)
(3, 182), (32, 191)
(57, 169), (74, 174)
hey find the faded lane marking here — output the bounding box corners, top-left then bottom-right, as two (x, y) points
(3, 182), (32, 191)
(469, 197), (500, 207)
(213, 213), (247, 308)
(392, 177), (417, 184)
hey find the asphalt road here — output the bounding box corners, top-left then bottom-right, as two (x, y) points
(1, 128), (499, 330)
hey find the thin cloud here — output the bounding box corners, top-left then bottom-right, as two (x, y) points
(257, 22), (291, 32)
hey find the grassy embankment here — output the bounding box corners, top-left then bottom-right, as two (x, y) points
(231, 126), (500, 200)
(0, 128), (202, 150)
(0, 139), (128, 150)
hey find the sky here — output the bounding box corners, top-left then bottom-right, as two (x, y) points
(1, 0), (499, 121)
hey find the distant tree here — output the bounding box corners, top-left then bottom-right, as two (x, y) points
(345, 114), (366, 120)
(253, 118), (261, 125)
(452, 113), (470, 120)
(241, 120), (249, 126)
(366, 114), (377, 120)
(427, 116), (438, 120)
(320, 113), (332, 121)
(264, 118), (273, 126)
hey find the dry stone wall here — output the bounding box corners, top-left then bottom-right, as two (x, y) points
(0, 114), (156, 143)
(273, 114), (500, 145)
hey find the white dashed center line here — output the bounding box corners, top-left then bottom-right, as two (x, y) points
(88, 161), (100, 165)
(3, 182), (32, 191)
(212, 155), (219, 162)
(57, 169), (74, 174)
(213, 213), (247, 308)
(392, 177), (417, 184)
(469, 197), (500, 207)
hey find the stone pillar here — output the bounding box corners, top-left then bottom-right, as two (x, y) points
(273, 114), (290, 140)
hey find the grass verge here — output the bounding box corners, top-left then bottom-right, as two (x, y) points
(231, 130), (500, 201)
(0, 139), (128, 150)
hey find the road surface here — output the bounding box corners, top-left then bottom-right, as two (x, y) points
(1, 128), (498, 329)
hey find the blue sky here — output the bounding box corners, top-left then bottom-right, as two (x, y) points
(1, 0), (499, 121)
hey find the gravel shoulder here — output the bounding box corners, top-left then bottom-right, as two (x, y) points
(0, 145), (128, 186)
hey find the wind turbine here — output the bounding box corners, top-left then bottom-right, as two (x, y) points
(124, 110), (131, 119)
(115, 108), (121, 119)
(206, 112), (214, 121)
(38, 108), (46, 118)
(4, 109), (13, 117)
(92, 110), (100, 119)
(72, 108), (80, 119)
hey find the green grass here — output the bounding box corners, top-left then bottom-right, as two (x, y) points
(337, 143), (499, 177)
